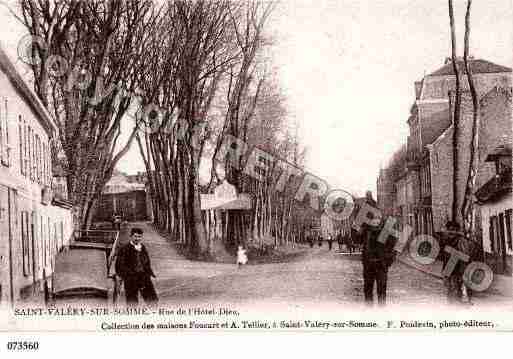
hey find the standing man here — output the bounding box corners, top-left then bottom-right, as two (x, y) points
(328, 234), (333, 251)
(439, 221), (467, 304)
(360, 192), (396, 306)
(115, 227), (158, 306)
(336, 231), (343, 252)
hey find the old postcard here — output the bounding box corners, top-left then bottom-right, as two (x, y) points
(0, 0), (512, 346)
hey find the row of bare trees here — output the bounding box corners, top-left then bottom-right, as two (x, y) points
(135, 1), (311, 258)
(17, 0), (162, 228)
(17, 0), (309, 258)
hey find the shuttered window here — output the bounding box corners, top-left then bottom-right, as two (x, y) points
(489, 216), (496, 253)
(27, 127), (31, 178)
(21, 211), (32, 276)
(0, 98), (10, 166)
(506, 209), (512, 251)
(19, 116), (23, 174)
(36, 136), (41, 183)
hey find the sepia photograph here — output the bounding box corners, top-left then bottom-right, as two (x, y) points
(0, 0), (511, 340)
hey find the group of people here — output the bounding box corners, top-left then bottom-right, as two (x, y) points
(349, 192), (480, 307)
(306, 231), (361, 253)
(115, 194), (477, 307)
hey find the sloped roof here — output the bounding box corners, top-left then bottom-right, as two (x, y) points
(486, 144), (512, 162)
(429, 59), (511, 76)
(0, 43), (56, 137)
(475, 171), (512, 203)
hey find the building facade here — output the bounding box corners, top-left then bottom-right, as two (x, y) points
(475, 145), (512, 275)
(0, 46), (73, 306)
(429, 87), (512, 234)
(92, 171), (152, 223)
(378, 58), (511, 242)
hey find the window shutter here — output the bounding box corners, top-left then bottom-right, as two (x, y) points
(505, 209), (512, 250)
(5, 100), (10, 166)
(0, 100), (3, 164)
(490, 216), (496, 253)
(0, 98), (8, 166)
(19, 116), (23, 175)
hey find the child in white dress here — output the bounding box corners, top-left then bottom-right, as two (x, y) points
(236, 245), (248, 268)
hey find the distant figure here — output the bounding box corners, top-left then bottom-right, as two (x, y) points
(112, 212), (122, 230)
(318, 234), (322, 247)
(115, 227), (158, 306)
(237, 245), (248, 268)
(308, 233), (314, 248)
(351, 226), (362, 252)
(336, 232), (343, 251)
(360, 200), (395, 306)
(328, 234), (333, 251)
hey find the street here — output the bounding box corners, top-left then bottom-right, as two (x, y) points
(120, 223), (449, 309)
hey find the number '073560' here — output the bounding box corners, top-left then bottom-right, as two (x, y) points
(6, 341), (39, 351)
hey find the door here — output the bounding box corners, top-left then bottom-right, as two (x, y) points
(0, 185), (14, 304)
(0, 185), (9, 304)
(498, 213), (507, 274)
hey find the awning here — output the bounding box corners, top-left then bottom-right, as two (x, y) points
(200, 193), (252, 210)
(53, 248), (109, 297)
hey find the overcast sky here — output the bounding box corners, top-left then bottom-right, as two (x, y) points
(1, 0), (512, 197)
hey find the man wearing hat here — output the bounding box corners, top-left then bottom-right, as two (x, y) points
(439, 221), (466, 304)
(360, 192), (396, 306)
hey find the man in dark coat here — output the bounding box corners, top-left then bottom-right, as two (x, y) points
(115, 227), (158, 306)
(439, 221), (469, 304)
(361, 217), (395, 306)
(360, 194), (396, 306)
(336, 232), (344, 252)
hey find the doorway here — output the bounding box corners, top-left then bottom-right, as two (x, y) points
(0, 185), (15, 305)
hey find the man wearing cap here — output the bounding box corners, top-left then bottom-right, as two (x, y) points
(115, 227), (158, 306)
(360, 191), (396, 306)
(439, 221), (470, 304)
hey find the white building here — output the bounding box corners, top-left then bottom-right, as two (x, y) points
(0, 45), (73, 305)
(475, 145), (512, 276)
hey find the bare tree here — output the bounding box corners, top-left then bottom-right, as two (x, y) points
(18, 0), (162, 228)
(448, 0), (462, 225)
(460, 0), (480, 237)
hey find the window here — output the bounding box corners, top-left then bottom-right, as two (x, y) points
(27, 126), (32, 179)
(36, 136), (41, 183)
(506, 209), (512, 251)
(489, 216), (496, 253)
(499, 213), (506, 254)
(19, 116), (23, 174)
(21, 211), (32, 276)
(42, 144), (46, 186)
(0, 98), (10, 167)
(24, 121), (28, 175)
(47, 217), (51, 268)
(31, 130), (36, 181)
(40, 215), (45, 270)
(54, 223), (58, 252)
(60, 221), (64, 250)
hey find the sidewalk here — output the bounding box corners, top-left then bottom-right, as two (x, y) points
(398, 251), (512, 303)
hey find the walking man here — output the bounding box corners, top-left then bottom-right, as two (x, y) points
(115, 227), (158, 306)
(360, 192), (395, 306)
(328, 234), (333, 251)
(336, 232), (343, 252)
(439, 221), (468, 304)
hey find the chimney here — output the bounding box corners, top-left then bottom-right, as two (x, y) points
(414, 81), (423, 100)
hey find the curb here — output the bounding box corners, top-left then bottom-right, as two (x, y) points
(397, 256), (444, 280)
